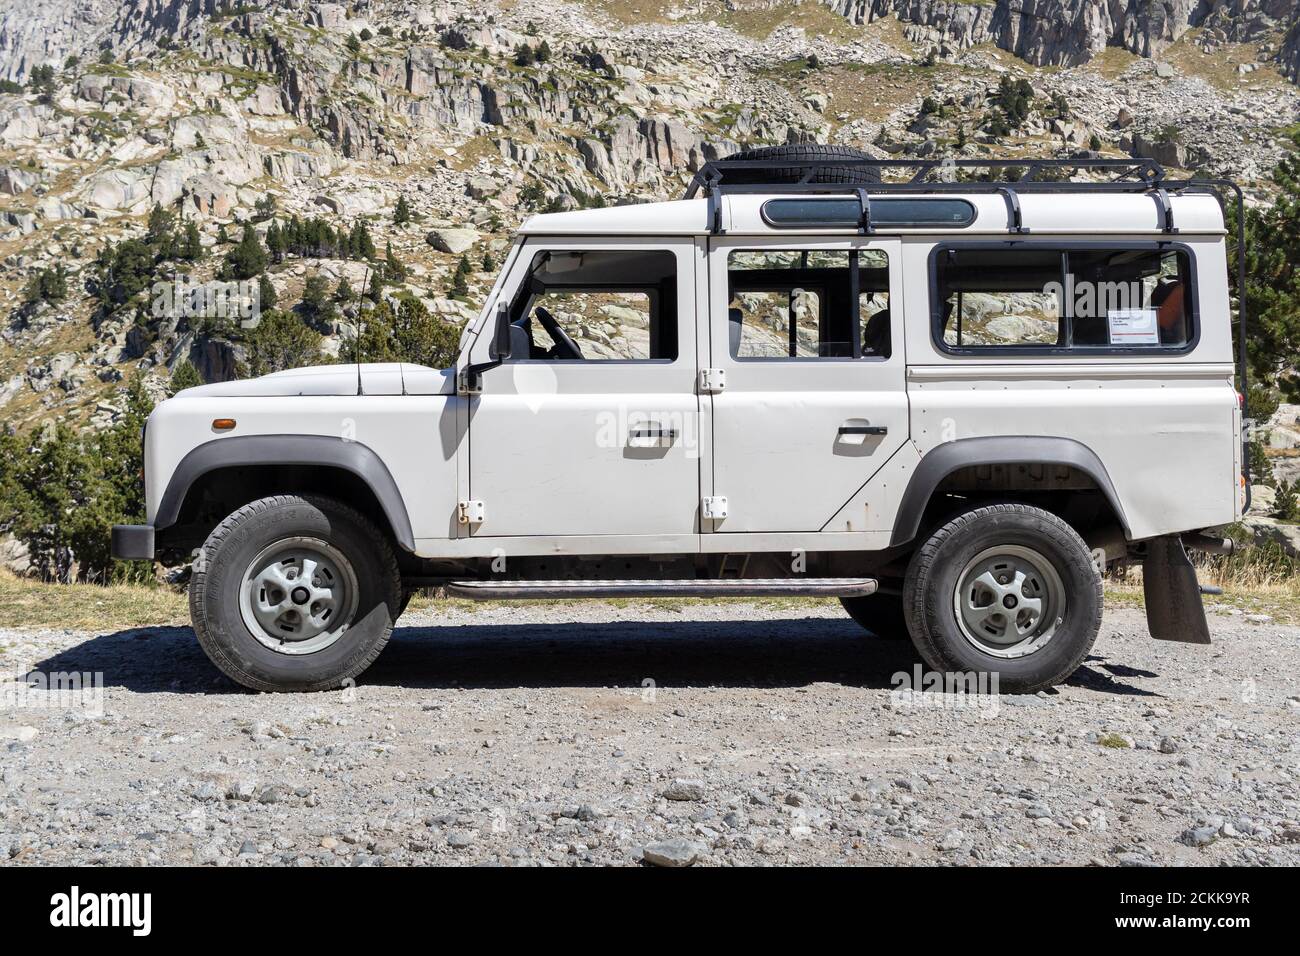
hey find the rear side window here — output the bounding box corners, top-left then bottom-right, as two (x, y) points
(727, 249), (891, 359)
(934, 246), (1195, 352)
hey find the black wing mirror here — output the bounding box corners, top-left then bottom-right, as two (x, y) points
(462, 302), (511, 394)
(489, 302), (512, 361)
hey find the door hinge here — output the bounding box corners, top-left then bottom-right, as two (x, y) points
(458, 500), (485, 524)
(456, 368), (481, 395)
(698, 368), (726, 393)
(702, 496), (729, 520)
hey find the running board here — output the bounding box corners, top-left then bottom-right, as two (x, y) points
(445, 578), (878, 600)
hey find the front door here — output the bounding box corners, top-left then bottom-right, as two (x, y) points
(705, 237), (908, 533)
(467, 237), (700, 541)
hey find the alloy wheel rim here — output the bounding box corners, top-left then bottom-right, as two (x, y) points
(238, 537), (359, 655)
(952, 544), (1066, 659)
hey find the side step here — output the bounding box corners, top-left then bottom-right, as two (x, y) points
(445, 578), (878, 600)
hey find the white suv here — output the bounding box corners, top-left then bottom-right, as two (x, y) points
(112, 148), (1248, 694)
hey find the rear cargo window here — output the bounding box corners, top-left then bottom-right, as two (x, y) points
(933, 245), (1195, 352)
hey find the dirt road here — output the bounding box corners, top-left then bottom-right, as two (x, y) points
(1, 601), (1297, 866)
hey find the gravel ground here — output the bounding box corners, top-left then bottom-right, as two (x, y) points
(1, 601), (1297, 867)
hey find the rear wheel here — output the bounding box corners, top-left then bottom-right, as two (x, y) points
(902, 503), (1102, 692)
(190, 495), (401, 692)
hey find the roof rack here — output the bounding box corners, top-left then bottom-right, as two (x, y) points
(682, 154), (1252, 501)
(684, 157), (1214, 236)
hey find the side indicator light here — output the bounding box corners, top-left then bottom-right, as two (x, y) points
(212, 419), (237, 431)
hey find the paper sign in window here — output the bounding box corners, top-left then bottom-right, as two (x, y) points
(1107, 308), (1159, 345)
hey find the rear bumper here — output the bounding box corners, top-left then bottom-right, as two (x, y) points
(111, 524), (155, 560)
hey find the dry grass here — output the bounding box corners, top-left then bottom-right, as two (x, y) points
(0, 571), (189, 631)
(3, 556), (1299, 631)
(1105, 547), (1300, 624)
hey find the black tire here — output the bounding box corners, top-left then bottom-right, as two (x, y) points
(902, 503), (1102, 693)
(840, 591), (909, 639)
(190, 495), (401, 692)
(720, 144), (882, 185)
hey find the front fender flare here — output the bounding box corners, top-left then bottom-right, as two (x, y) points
(155, 434), (416, 552)
(890, 436), (1130, 547)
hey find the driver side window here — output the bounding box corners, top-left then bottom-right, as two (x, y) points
(509, 250), (678, 361)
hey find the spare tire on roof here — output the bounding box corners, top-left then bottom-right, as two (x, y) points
(716, 144), (882, 186)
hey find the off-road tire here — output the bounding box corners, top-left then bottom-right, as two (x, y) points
(840, 591), (908, 639)
(902, 503), (1102, 693)
(720, 144), (882, 185)
(190, 495), (401, 692)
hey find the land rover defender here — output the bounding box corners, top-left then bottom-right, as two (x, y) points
(111, 148), (1249, 693)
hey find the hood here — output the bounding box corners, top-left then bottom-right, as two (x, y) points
(173, 363), (456, 398)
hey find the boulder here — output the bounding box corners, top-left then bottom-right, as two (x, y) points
(426, 226), (479, 254)
(0, 165), (38, 195)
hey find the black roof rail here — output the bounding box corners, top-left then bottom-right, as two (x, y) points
(682, 156), (1173, 199)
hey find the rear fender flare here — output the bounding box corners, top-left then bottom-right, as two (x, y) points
(889, 436), (1130, 547)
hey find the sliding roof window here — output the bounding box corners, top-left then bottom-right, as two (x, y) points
(936, 246), (1194, 351)
(510, 250), (678, 361)
(727, 249), (891, 359)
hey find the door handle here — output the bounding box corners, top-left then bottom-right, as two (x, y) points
(839, 424), (887, 436)
(628, 425), (677, 446)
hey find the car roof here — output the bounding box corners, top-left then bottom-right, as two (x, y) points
(518, 192), (1226, 237)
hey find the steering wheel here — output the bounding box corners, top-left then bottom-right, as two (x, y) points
(533, 306), (584, 360)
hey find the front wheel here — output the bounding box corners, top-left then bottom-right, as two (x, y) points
(190, 495), (402, 692)
(902, 503), (1102, 693)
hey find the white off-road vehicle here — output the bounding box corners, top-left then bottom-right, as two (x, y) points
(112, 148), (1249, 693)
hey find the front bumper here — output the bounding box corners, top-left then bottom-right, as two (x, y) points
(111, 524), (155, 560)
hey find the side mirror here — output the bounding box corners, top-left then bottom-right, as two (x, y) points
(489, 302), (512, 361)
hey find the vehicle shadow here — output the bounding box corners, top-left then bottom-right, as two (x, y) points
(24, 617), (1163, 697)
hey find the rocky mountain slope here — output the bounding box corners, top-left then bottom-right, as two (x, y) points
(0, 0), (1296, 433)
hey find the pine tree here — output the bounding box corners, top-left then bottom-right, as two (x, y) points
(146, 203), (175, 247)
(246, 309), (324, 376)
(385, 241), (407, 283)
(450, 254), (472, 298)
(169, 359), (203, 394)
(299, 274), (337, 327)
(179, 220), (204, 261)
(349, 221), (376, 261)
(1232, 128), (1300, 400)
(1277, 480), (1299, 522)
(258, 274), (278, 312)
(224, 224), (268, 281)
(335, 276), (356, 303)
(265, 220), (285, 262)
(23, 265), (69, 305)
(393, 194), (412, 226)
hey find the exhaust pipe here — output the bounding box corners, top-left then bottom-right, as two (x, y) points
(1183, 533), (1235, 555)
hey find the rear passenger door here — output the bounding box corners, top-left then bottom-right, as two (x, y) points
(704, 237), (908, 532)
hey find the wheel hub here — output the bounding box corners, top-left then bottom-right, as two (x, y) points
(238, 537), (359, 656)
(953, 545), (1066, 659)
